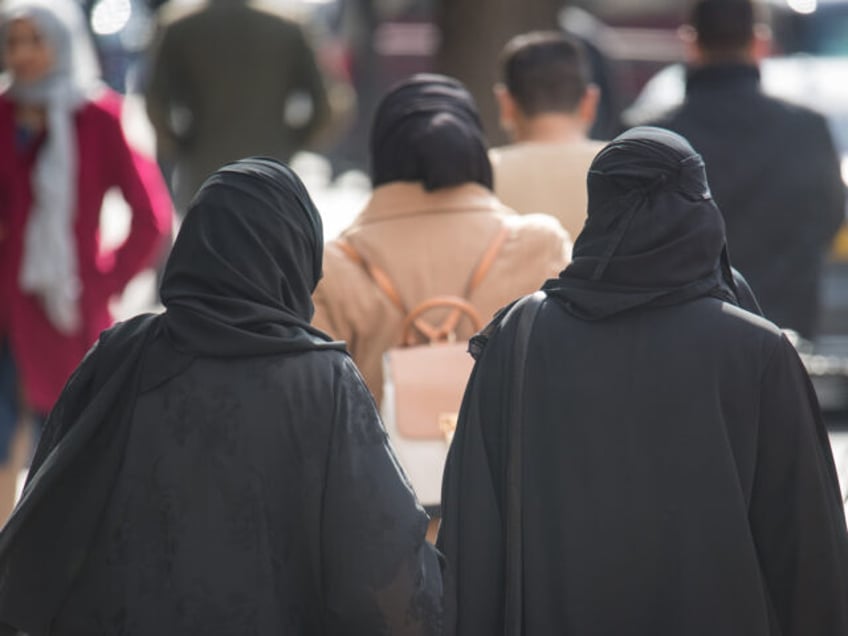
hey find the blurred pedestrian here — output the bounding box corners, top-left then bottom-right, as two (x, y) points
(434, 0), (563, 146)
(0, 0), (171, 520)
(0, 157), (443, 636)
(144, 0), (333, 212)
(312, 74), (570, 537)
(490, 31), (605, 240)
(559, 6), (623, 141)
(647, 0), (845, 339)
(314, 73), (569, 407)
(438, 126), (848, 636)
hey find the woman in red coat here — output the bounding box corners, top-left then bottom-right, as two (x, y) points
(0, 0), (172, 517)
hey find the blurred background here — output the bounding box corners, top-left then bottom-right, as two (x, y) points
(76, 0), (848, 326)
(71, 1), (848, 144)
(5, 0), (848, 494)
(69, 0), (848, 179)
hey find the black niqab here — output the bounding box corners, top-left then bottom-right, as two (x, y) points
(544, 126), (739, 319)
(438, 128), (848, 636)
(369, 73), (494, 191)
(161, 157), (344, 355)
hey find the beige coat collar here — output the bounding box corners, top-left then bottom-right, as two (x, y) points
(350, 182), (507, 227)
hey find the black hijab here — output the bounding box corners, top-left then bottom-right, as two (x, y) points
(0, 158), (344, 636)
(370, 73), (494, 191)
(544, 126), (741, 320)
(160, 157), (344, 355)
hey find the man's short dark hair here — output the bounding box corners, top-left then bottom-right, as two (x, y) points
(691, 0), (757, 54)
(499, 31), (591, 117)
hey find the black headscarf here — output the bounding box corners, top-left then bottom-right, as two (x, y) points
(160, 157), (344, 355)
(370, 73), (494, 191)
(544, 126), (742, 320)
(0, 158), (344, 636)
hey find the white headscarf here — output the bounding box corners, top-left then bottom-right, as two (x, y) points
(1, 0), (101, 334)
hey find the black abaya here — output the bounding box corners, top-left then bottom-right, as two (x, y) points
(0, 158), (442, 635)
(437, 127), (848, 635)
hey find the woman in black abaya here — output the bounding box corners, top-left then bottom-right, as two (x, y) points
(0, 157), (442, 635)
(437, 127), (848, 636)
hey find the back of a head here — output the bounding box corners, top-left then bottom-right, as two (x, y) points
(369, 73), (493, 191)
(586, 126), (712, 212)
(161, 157), (324, 322)
(690, 0), (757, 58)
(158, 156), (345, 357)
(575, 126), (726, 286)
(500, 30), (591, 117)
(547, 126), (743, 320)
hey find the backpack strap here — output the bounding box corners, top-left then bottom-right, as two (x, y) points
(425, 225), (509, 340)
(400, 296), (484, 344)
(336, 225), (510, 342)
(335, 239), (406, 314)
(466, 225), (510, 297)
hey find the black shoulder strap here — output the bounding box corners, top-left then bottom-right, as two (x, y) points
(504, 291), (546, 636)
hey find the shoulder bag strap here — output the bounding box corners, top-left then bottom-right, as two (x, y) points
(504, 290), (546, 636)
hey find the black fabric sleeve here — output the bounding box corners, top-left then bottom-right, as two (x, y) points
(26, 340), (100, 483)
(320, 359), (442, 636)
(749, 335), (848, 635)
(0, 315), (156, 635)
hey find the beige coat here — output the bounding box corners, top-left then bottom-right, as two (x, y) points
(313, 182), (570, 404)
(490, 139), (605, 240)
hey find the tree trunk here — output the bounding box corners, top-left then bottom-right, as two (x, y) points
(435, 0), (567, 146)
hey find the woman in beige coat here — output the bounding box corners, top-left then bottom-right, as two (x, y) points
(313, 74), (570, 403)
(312, 74), (570, 536)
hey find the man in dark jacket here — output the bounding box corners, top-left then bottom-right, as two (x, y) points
(647, 0), (845, 339)
(144, 0), (332, 212)
(437, 127), (848, 636)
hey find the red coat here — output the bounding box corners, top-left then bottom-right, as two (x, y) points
(0, 89), (172, 414)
